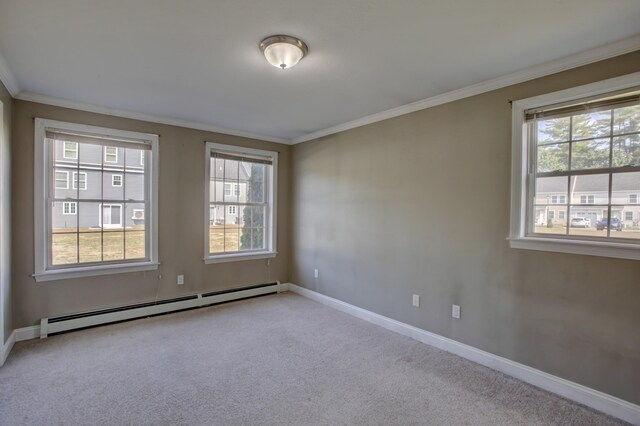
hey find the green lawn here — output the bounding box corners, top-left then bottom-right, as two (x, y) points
(52, 226), (145, 265)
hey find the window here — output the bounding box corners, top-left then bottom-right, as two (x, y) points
(140, 151), (145, 166)
(105, 146), (118, 163)
(204, 142), (277, 263)
(62, 202), (77, 215)
(55, 171), (69, 189)
(625, 211), (634, 221)
(558, 211), (565, 220)
(34, 118), (159, 281)
(72, 172), (87, 190)
(630, 194), (638, 204)
(580, 195), (595, 204)
(510, 73), (640, 260)
(63, 141), (78, 159)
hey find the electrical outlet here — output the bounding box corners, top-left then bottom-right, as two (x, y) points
(177, 274), (184, 285)
(412, 294), (420, 307)
(314, 268), (319, 279)
(452, 304), (461, 319)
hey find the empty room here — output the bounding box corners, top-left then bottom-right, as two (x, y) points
(0, 1), (639, 425)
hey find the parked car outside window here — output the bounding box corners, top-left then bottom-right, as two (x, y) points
(570, 217), (590, 228)
(596, 218), (622, 231)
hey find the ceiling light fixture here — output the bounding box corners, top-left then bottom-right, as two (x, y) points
(260, 35), (308, 70)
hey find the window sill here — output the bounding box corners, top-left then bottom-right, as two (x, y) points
(204, 251), (277, 264)
(508, 237), (640, 260)
(33, 261), (159, 282)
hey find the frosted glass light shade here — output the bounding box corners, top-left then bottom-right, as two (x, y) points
(260, 35), (308, 70)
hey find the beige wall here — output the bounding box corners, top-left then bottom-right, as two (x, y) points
(0, 81), (11, 345)
(12, 100), (290, 328)
(291, 51), (640, 404)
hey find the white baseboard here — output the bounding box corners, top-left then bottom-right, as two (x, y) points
(14, 325), (40, 342)
(1, 282), (288, 365)
(1, 330), (16, 366)
(286, 283), (640, 425)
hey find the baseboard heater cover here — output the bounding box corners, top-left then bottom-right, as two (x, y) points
(40, 281), (281, 338)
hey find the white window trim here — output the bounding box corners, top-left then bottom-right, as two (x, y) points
(62, 201), (77, 215)
(55, 170), (69, 189)
(72, 171), (88, 190)
(33, 118), (160, 282)
(63, 141), (78, 160)
(112, 174), (123, 187)
(99, 203), (123, 228)
(204, 142), (278, 264)
(509, 72), (640, 261)
(104, 146), (118, 163)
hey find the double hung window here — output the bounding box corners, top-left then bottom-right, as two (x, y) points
(204, 143), (277, 263)
(34, 119), (159, 281)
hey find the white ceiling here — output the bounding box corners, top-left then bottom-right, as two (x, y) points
(0, 0), (639, 143)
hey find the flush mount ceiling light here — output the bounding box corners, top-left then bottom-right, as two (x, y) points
(260, 35), (308, 70)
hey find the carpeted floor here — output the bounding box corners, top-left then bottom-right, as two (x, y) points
(0, 292), (627, 425)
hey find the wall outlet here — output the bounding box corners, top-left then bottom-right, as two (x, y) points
(412, 294), (420, 307)
(452, 304), (461, 319)
(177, 274), (184, 285)
(314, 268), (319, 279)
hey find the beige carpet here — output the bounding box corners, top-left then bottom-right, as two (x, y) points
(0, 292), (627, 425)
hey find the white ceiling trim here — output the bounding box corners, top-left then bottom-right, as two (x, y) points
(14, 91), (290, 145)
(0, 50), (20, 97)
(291, 34), (640, 144)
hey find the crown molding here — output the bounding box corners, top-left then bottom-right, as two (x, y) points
(291, 34), (640, 144)
(5, 34), (639, 145)
(0, 51), (20, 96)
(14, 91), (290, 145)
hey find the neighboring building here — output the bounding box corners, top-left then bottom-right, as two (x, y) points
(52, 141), (146, 230)
(535, 173), (640, 228)
(208, 159), (251, 226)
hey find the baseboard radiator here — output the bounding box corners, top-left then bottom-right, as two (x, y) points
(39, 282), (282, 338)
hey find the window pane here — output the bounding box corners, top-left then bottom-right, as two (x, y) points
(571, 138), (610, 170)
(124, 147), (144, 171)
(612, 134), (640, 167)
(613, 104), (640, 135)
(533, 206), (567, 235)
(243, 162), (265, 203)
(224, 206), (240, 252)
(104, 172), (124, 200)
(78, 202), (102, 231)
(571, 111), (611, 140)
(209, 217), (224, 254)
(224, 159), (239, 204)
(212, 158), (225, 203)
(534, 176), (567, 205)
(618, 206), (640, 239)
(124, 172), (144, 201)
(79, 233), (102, 263)
(612, 172), (640, 205)
(52, 233), (77, 265)
(127, 203), (145, 231)
(537, 117), (570, 144)
(537, 143), (568, 172)
(568, 209), (608, 238)
(570, 174), (609, 205)
(52, 201), (78, 233)
(125, 231), (145, 259)
(103, 232), (125, 261)
(78, 142), (101, 165)
(240, 206), (266, 251)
